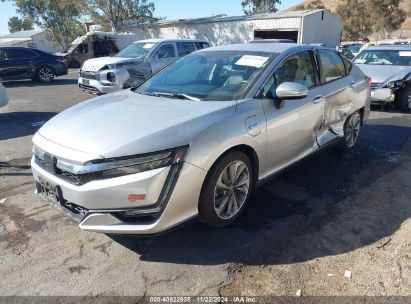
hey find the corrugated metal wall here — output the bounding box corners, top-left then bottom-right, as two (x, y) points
(131, 12), (341, 47)
(132, 18), (302, 46)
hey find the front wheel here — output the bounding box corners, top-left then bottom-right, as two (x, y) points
(339, 111), (361, 151)
(199, 151), (253, 228)
(36, 66), (55, 83)
(396, 84), (411, 112)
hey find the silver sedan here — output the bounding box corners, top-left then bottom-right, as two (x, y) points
(31, 43), (371, 234)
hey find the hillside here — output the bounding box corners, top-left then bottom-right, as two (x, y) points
(287, 0), (411, 29)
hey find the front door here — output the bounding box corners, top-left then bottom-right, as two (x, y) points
(261, 50), (324, 175)
(150, 43), (177, 74)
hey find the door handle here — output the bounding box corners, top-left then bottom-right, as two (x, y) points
(313, 95), (323, 104)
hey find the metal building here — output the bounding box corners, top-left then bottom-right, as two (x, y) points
(128, 10), (342, 48)
(0, 29), (62, 53)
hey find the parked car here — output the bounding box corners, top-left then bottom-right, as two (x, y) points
(0, 47), (68, 82)
(32, 43), (370, 235)
(353, 45), (411, 111)
(78, 39), (210, 95)
(0, 78), (8, 108)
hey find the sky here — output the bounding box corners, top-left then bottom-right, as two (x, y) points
(0, 0), (301, 36)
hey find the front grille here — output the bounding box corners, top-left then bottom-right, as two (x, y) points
(370, 82), (381, 89)
(80, 71), (97, 80)
(79, 84), (101, 95)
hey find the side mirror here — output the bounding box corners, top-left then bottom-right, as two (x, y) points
(276, 82), (308, 100)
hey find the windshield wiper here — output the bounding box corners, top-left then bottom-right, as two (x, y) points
(151, 91), (201, 101)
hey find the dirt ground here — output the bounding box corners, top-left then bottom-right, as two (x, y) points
(221, 139), (411, 298)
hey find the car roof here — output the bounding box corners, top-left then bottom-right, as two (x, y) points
(367, 45), (411, 51)
(135, 38), (209, 44)
(199, 43), (314, 54)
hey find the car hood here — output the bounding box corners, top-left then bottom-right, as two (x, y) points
(81, 57), (142, 72)
(38, 90), (236, 159)
(356, 64), (411, 84)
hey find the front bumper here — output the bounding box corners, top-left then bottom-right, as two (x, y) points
(370, 89), (395, 105)
(32, 157), (207, 235)
(78, 77), (121, 94)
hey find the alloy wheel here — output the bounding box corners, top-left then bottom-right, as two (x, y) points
(213, 160), (250, 219)
(39, 66), (54, 81)
(345, 113), (361, 148)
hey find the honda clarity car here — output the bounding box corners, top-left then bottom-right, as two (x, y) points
(31, 43), (370, 234)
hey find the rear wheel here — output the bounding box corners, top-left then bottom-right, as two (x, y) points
(339, 111), (361, 151)
(396, 84), (411, 112)
(199, 151), (253, 228)
(36, 65), (55, 83)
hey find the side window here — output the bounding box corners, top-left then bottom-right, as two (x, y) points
(318, 49), (346, 83)
(199, 42), (210, 49)
(153, 44), (176, 59)
(0, 49), (7, 60)
(274, 51), (317, 88)
(9, 49), (37, 59)
(77, 43), (88, 54)
(177, 42), (196, 56)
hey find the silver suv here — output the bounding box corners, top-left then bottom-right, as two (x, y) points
(78, 39), (210, 94)
(32, 43), (370, 235)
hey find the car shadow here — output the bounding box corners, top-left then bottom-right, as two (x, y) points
(3, 78), (78, 88)
(0, 111), (57, 141)
(110, 124), (411, 266)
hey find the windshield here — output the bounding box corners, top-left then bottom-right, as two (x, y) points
(354, 49), (411, 66)
(115, 42), (154, 58)
(65, 43), (79, 53)
(136, 50), (276, 101)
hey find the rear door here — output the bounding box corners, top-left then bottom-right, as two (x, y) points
(149, 43), (177, 74)
(316, 49), (355, 143)
(176, 42), (197, 58)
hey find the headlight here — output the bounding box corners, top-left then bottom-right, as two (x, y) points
(55, 146), (188, 179)
(385, 80), (404, 89)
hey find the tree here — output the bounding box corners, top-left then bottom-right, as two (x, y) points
(83, 0), (156, 32)
(15, 0), (84, 49)
(305, 0), (325, 9)
(8, 16), (34, 33)
(241, 0), (281, 15)
(336, 0), (373, 40)
(367, 0), (406, 37)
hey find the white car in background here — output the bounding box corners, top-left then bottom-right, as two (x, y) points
(0, 78), (9, 108)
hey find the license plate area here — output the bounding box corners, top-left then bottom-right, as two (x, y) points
(36, 178), (87, 222)
(82, 79), (90, 85)
(37, 178), (61, 205)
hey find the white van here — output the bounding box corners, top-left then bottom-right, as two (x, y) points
(56, 32), (139, 68)
(78, 39), (210, 94)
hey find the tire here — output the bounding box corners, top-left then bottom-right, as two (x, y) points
(338, 111), (361, 151)
(36, 65), (55, 83)
(395, 84), (411, 112)
(199, 151), (253, 228)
